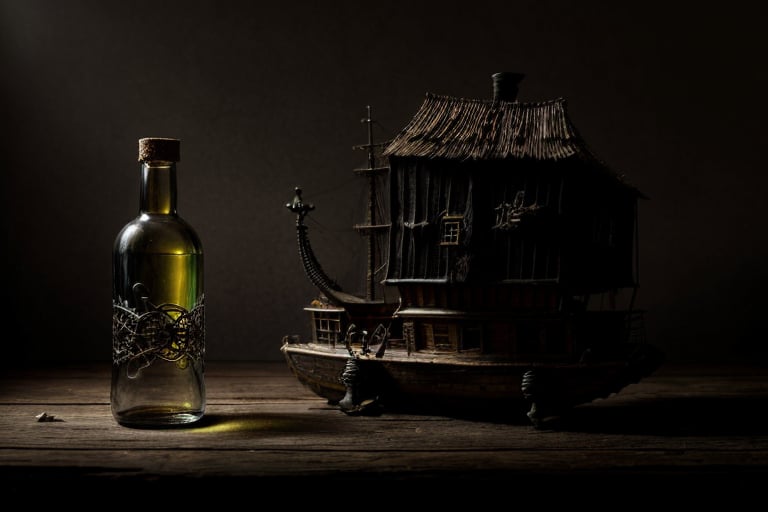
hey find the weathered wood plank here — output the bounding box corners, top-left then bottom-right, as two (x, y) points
(2, 447), (768, 480)
(2, 401), (768, 452)
(1, 362), (767, 483)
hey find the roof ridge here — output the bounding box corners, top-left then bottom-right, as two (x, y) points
(424, 92), (567, 108)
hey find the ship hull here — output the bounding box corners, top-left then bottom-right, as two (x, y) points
(280, 338), (663, 425)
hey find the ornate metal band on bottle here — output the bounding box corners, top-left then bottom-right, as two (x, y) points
(112, 291), (205, 376)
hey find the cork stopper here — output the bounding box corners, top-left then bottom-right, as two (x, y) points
(138, 137), (181, 162)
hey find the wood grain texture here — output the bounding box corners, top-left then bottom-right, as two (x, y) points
(2, 362), (767, 489)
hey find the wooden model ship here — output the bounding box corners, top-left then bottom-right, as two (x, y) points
(282, 73), (663, 427)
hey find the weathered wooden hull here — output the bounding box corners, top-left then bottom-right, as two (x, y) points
(280, 338), (663, 425)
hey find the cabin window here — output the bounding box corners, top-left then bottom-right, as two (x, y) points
(421, 322), (458, 352)
(312, 311), (342, 346)
(433, 324), (454, 351)
(440, 215), (462, 245)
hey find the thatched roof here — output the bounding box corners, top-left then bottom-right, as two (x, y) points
(384, 92), (644, 195)
(384, 93), (604, 162)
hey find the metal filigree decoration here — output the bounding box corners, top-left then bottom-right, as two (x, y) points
(112, 291), (205, 377)
(336, 324), (384, 416)
(493, 190), (541, 231)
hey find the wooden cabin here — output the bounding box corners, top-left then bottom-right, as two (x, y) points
(382, 73), (643, 360)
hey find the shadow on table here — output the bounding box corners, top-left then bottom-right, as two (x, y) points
(191, 394), (768, 437)
(560, 395), (768, 436)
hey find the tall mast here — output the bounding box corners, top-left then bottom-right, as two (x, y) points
(353, 106), (390, 301)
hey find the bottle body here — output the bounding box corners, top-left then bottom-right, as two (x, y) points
(111, 142), (205, 427)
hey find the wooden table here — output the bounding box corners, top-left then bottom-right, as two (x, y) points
(2, 361), (767, 492)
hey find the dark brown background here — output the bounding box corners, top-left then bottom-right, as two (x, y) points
(1, 1), (765, 364)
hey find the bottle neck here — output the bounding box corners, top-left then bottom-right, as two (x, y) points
(140, 161), (177, 215)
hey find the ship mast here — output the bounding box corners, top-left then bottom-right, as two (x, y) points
(353, 106), (390, 301)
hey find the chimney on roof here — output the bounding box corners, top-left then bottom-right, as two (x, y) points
(492, 72), (525, 102)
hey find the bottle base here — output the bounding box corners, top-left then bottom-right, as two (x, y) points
(113, 406), (205, 429)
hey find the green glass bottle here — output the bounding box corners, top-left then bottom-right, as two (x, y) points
(111, 137), (205, 427)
